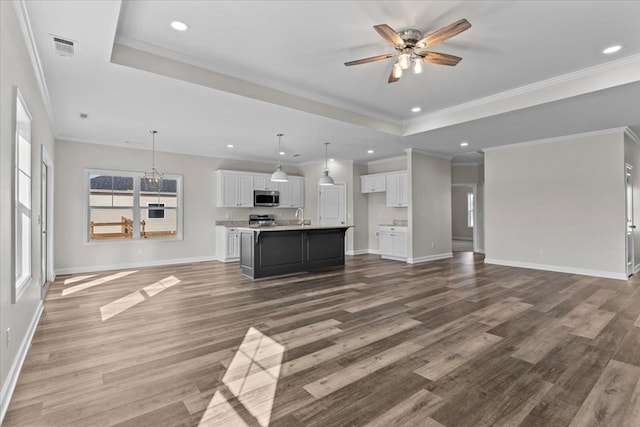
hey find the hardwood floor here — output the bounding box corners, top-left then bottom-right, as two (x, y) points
(4, 253), (640, 426)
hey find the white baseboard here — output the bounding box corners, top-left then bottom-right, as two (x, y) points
(407, 252), (453, 264)
(382, 254), (408, 262)
(484, 258), (628, 280)
(1, 301), (43, 423)
(453, 237), (473, 241)
(55, 256), (219, 275)
(368, 249), (381, 255)
(346, 249), (370, 256)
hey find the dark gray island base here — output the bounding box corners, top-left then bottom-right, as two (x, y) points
(239, 226), (350, 279)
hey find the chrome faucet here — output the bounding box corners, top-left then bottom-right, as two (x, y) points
(295, 208), (304, 225)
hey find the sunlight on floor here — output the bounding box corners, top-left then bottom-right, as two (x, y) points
(99, 275), (181, 321)
(63, 274), (97, 285)
(199, 327), (284, 427)
(62, 271), (137, 296)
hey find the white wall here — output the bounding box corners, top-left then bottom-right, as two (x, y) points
(485, 130), (626, 279)
(54, 140), (305, 273)
(408, 150), (452, 262)
(1, 2), (55, 420)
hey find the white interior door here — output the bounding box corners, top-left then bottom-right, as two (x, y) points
(626, 164), (634, 276)
(318, 183), (346, 226)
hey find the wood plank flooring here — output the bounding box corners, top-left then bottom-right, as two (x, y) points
(4, 253), (640, 426)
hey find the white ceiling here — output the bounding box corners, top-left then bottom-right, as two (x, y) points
(21, 0), (640, 165)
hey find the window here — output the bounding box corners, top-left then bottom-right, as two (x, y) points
(87, 170), (182, 241)
(14, 89), (33, 301)
(467, 192), (474, 228)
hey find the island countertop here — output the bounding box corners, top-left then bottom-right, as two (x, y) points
(237, 224), (352, 232)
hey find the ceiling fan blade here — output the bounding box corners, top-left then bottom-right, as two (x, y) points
(417, 18), (471, 47)
(417, 51), (462, 66)
(344, 54), (394, 66)
(374, 24), (405, 48)
(388, 67), (400, 83)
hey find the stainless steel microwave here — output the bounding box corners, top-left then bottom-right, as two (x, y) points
(254, 190), (280, 207)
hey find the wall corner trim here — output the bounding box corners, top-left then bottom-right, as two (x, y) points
(484, 258), (627, 280)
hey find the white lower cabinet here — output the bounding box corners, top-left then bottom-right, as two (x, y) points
(216, 226), (239, 262)
(379, 226), (407, 261)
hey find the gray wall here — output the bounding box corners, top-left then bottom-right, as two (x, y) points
(408, 150), (452, 261)
(452, 163), (485, 251)
(1, 2), (56, 418)
(485, 130), (626, 278)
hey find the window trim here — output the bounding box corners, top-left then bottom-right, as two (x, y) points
(13, 87), (33, 303)
(85, 169), (183, 244)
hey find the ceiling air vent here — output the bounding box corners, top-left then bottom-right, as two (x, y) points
(53, 36), (74, 57)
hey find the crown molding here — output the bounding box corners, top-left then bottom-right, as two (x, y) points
(483, 127), (629, 153)
(403, 54), (640, 136)
(406, 147), (453, 161)
(624, 127), (640, 145)
(12, 0), (56, 132)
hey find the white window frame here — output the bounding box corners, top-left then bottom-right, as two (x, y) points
(13, 88), (33, 302)
(85, 169), (183, 243)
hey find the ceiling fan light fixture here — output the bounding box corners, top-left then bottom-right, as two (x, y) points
(392, 62), (403, 79)
(413, 59), (423, 74)
(398, 51), (411, 70)
(271, 133), (289, 182)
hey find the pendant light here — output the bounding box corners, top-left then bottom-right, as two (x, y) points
(271, 133), (289, 182)
(319, 142), (335, 186)
(144, 130), (163, 192)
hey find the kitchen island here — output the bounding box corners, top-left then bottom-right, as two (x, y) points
(238, 225), (351, 279)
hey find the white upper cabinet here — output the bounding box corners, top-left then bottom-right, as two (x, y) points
(216, 170), (254, 207)
(360, 174), (386, 193)
(278, 176), (304, 208)
(386, 172), (408, 207)
(254, 174), (279, 191)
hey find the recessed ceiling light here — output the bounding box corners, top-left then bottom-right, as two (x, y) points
(367, 150), (374, 154)
(226, 144), (234, 148)
(603, 45), (621, 54)
(170, 21), (188, 31)
(411, 107), (421, 113)
(460, 141), (469, 147)
(329, 158), (335, 162)
(279, 151), (285, 155)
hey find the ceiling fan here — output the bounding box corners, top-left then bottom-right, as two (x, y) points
(344, 19), (471, 83)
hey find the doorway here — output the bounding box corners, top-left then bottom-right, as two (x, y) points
(451, 183), (477, 252)
(41, 146), (54, 297)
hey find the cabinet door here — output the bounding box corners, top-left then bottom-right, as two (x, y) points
(393, 233), (408, 257)
(221, 174), (238, 207)
(379, 232), (393, 256)
(386, 173), (408, 207)
(237, 175), (254, 207)
(254, 175), (278, 191)
(361, 174), (386, 193)
(226, 229), (239, 258)
(278, 181), (291, 207)
(289, 177), (304, 208)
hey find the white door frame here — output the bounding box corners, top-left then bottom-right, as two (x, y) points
(625, 163), (634, 276)
(41, 145), (54, 296)
(451, 183), (478, 253)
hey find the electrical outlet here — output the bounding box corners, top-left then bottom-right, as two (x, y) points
(6, 328), (10, 347)
(431, 242), (435, 248)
